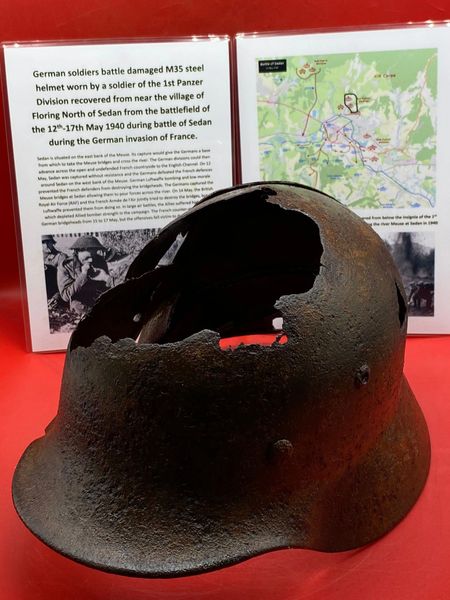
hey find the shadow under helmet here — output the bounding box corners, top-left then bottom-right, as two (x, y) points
(13, 182), (430, 577)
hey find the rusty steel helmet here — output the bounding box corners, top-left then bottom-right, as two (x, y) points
(13, 182), (430, 577)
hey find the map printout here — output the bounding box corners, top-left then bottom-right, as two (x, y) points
(237, 25), (450, 334)
(257, 49), (436, 210)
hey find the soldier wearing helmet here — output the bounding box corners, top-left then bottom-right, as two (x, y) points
(57, 235), (114, 315)
(42, 234), (66, 305)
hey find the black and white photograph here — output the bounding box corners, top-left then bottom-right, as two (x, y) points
(42, 228), (159, 333)
(381, 231), (435, 317)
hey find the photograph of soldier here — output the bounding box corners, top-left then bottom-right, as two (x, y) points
(380, 231), (435, 317)
(42, 234), (67, 308)
(42, 228), (159, 333)
(58, 235), (114, 315)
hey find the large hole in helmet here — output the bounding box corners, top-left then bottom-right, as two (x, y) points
(136, 194), (323, 345)
(69, 189), (325, 351)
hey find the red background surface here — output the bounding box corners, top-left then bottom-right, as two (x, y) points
(1, 1), (450, 599)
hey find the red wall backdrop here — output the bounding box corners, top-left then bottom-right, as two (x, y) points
(0, 0), (448, 291)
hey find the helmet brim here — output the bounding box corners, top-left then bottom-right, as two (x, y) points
(12, 375), (430, 577)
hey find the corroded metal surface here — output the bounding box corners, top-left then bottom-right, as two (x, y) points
(13, 182), (430, 577)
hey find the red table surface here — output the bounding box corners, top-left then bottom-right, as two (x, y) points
(1, 290), (449, 600)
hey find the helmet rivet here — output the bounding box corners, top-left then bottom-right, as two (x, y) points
(355, 364), (370, 387)
(271, 439), (294, 460)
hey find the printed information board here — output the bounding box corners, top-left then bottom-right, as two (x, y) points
(3, 37), (233, 351)
(5, 27), (450, 350)
(237, 25), (450, 334)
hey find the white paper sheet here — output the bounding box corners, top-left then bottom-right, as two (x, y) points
(237, 25), (450, 334)
(4, 38), (233, 351)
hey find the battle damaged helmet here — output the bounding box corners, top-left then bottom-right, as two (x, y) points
(13, 182), (430, 577)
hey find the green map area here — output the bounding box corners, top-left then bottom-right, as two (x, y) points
(257, 48), (437, 209)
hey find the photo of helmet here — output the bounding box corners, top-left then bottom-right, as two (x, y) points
(70, 235), (108, 251)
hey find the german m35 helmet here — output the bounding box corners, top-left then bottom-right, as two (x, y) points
(13, 182), (430, 577)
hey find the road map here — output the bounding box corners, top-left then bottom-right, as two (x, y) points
(257, 48), (437, 209)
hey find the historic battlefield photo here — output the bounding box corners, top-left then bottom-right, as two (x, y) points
(381, 232), (435, 317)
(42, 228), (159, 333)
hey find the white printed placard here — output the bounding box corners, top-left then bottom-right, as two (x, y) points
(237, 25), (450, 334)
(3, 37), (233, 351)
